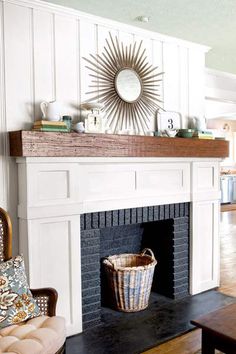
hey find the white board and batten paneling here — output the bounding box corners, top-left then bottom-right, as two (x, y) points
(0, 0), (209, 216)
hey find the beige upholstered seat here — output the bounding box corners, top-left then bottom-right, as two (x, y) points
(0, 316), (66, 354)
(0, 208), (66, 354)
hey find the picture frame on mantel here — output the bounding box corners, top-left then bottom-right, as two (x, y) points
(157, 111), (182, 132)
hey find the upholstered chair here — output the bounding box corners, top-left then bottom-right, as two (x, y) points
(0, 207), (66, 354)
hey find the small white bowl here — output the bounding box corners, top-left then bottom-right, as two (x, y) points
(165, 129), (177, 137)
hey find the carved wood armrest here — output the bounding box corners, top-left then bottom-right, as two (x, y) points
(30, 287), (58, 316)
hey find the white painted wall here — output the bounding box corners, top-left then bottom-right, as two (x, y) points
(0, 0), (208, 253)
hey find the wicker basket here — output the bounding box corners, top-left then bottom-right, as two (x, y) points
(103, 248), (157, 312)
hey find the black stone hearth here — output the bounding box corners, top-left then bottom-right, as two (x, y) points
(66, 290), (236, 354)
(81, 203), (189, 330)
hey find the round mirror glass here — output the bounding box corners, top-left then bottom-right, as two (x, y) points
(115, 69), (142, 103)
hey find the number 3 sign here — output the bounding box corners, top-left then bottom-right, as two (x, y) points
(157, 111), (182, 132)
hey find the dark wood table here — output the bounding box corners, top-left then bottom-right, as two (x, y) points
(191, 303), (236, 354)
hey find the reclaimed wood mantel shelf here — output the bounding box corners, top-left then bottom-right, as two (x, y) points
(9, 130), (229, 158)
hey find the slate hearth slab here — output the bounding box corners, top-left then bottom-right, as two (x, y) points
(66, 290), (236, 354)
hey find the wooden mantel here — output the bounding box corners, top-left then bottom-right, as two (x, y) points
(9, 130), (229, 158)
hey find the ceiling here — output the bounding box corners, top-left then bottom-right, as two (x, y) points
(43, 0), (236, 75)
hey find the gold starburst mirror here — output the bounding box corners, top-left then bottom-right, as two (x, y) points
(83, 33), (163, 134)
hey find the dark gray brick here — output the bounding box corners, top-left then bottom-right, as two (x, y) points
(82, 270), (100, 281)
(159, 205), (164, 219)
(82, 294), (101, 306)
(118, 209), (125, 225)
(83, 302), (100, 314)
(143, 207), (148, 222)
(82, 287), (100, 297)
(112, 210), (119, 226)
(82, 263), (100, 273)
(105, 211), (112, 228)
(125, 209), (131, 225)
(153, 206), (159, 220)
(137, 208), (143, 223)
(131, 208), (137, 224)
(92, 213), (99, 229)
(99, 212), (106, 228)
(174, 204), (180, 217)
(80, 214), (85, 230)
(85, 214), (92, 230)
(148, 206), (154, 222)
(82, 310), (100, 323)
(82, 278), (100, 289)
(164, 204), (170, 219)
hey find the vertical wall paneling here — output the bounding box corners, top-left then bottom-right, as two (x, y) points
(188, 48), (205, 118)
(118, 30), (134, 46)
(152, 39), (163, 130)
(179, 46), (189, 128)
(79, 20), (96, 104)
(134, 34), (154, 131)
(33, 10), (54, 120)
(54, 14), (79, 119)
(0, 1), (7, 208)
(4, 3), (33, 130)
(162, 42), (180, 112)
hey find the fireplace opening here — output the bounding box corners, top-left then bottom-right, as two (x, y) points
(81, 203), (189, 330)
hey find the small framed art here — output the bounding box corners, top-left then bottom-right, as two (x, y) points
(157, 111), (182, 132)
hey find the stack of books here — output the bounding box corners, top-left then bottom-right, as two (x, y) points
(32, 120), (68, 132)
(193, 130), (214, 139)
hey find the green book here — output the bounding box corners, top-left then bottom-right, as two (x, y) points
(33, 127), (68, 132)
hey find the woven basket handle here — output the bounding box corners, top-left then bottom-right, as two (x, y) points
(103, 257), (116, 270)
(141, 248), (155, 260)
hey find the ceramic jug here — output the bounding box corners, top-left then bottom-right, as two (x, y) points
(193, 117), (206, 130)
(40, 101), (61, 121)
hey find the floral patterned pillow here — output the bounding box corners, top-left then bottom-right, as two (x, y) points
(0, 255), (40, 328)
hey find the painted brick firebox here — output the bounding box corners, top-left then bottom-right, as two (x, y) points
(80, 203), (189, 330)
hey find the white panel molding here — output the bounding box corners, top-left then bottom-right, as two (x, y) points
(20, 215), (82, 335)
(190, 200), (220, 294)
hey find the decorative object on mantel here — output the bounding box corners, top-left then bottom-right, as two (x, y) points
(176, 129), (195, 138)
(81, 102), (105, 133)
(73, 121), (85, 133)
(32, 120), (68, 132)
(157, 111), (182, 136)
(8, 130), (229, 158)
(83, 32), (164, 135)
(62, 115), (72, 132)
(103, 248), (157, 312)
(40, 100), (61, 121)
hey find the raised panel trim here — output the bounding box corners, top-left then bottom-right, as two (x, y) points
(190, 200), (220, 294)
(22, 215), (82, 335)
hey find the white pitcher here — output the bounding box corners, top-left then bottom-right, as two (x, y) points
(40, 101), (61, 121)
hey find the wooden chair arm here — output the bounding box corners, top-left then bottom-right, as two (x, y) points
(30, 287), (58, 316)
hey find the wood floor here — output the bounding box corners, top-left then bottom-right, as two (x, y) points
(143, 210), (236, 354)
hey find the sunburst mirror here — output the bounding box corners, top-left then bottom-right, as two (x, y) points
(83, 32), (164, 134)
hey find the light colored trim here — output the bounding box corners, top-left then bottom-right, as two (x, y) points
(0, 1), (8, 208)
(206, 67), (236, 81)
(205, 96), (236, 105)
(1, 0), (210, 52)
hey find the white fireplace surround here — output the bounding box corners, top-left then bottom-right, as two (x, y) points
(16, 156), (220, 336)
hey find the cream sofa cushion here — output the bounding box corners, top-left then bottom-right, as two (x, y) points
(0, 315), (65, 354)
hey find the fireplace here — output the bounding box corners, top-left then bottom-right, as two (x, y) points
(15, 156), (222, 335)
(81, 203), (190, 329)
